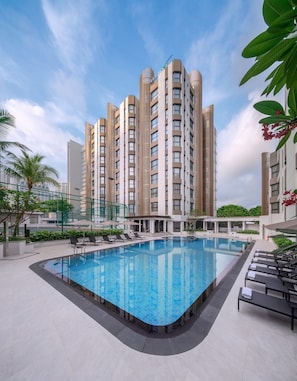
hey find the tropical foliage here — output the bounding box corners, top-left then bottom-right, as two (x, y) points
(240, 0), (297, 150)
(217, 204), (262, 217)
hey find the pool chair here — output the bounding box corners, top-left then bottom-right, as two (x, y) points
(115, 234), (126, 241)
(69, 236), (86, 254)
(134, 232), (144, 239)
(254, 243), (297, 257)
(251, 256), (297, 269)
(238, 287), (297, 330)
(244, 270), (290, 299)
(87, 235), (102, 245)
(124, 233), (134, 240)
(248, 262), (295, 277)
(102, 235), (115, 243)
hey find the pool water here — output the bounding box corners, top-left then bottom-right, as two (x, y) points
(43, 237), (245, 332)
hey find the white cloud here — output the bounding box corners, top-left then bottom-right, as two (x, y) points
(2, 98), (84, 182)
(41, 0), (100, 74)
(216, 91), (277, 208)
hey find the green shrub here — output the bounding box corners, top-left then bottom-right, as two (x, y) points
(238, 230), (259, 234)
(272, 235), (293, 248)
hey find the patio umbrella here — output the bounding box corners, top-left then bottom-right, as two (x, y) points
(68, 219), (94, 227)
(99, 220), (119, 234)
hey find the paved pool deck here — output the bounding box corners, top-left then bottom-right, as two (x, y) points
(0, 237), (296, 381)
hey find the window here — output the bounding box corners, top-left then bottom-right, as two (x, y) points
(271, 183), (279, 197)
(151, 145), (158, 156)
(116, 127), (120, 135)
(173, 168), (181, 178)
(173, 183), (181, 195)
(128, 154), (135, 163)
(100, 146), (105, 154)
(151, 187), (158, 197)
(116, 149), (120, 158)
(151, 159), (158, 170)
(151, 173), (158, 184)
(129, 129), (135, 139)
(100, 177), (105, 185)
(100, 125), (105, 133)
(190, 175), (194, 185)
(100, 166), (105, 174)
(271, 202), (279, 214)
(151, 117), (158, 129)
(128, 104), (135, 113)
(100, 156), (105, 164)
(190, 132), (194, 143)
(173, 104), (181, 115)
(271, 164), (279, 178)
(173, 136), (181, 146)
(173, 88), (181, 98)
(173, 199), (181, 211)
(190, 119), (193, 129)
(173, 71), (181, 82)
(116, 161), (120, 169)
(190, 91), (194, 103)
(128, 204), (135, 213)
(129, 192), (134, 201)
(151, 103), (158, 115)
(190, 105), (194, 116)
(100, 187), (105, 195)
(115, 115), (120, 124)
(128, 142), (135, 151)
(151, 131), (158, 143)
(151, 89), (158, 101)
(129, 117), (135, 126)
(173, 120), (181, 130)
(116, 138), (120, 146)
(129, 167), (135, 176)
(173, 151), (181, 162)
(190, 147), (194, 157)
(165, 94), (168, 104)
(190, 161), (194, 171)
(190, 188), (194, 198)
(151, 202), (158, 212)
(100, 136), (105, 143)
(129, 179), (135, 188)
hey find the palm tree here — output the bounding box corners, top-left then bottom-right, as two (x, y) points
(0, 109), (27, 153)
(5, 150), (60, 236)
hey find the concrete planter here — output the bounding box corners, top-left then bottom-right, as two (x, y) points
(5, 240), (27, 256)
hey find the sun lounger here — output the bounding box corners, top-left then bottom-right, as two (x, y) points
(102, 235), (115, 243)
(87, 235), (102, 245)
(248, 263), (289, 276)
(124, 233), (134, 240)
(69, 236), (86, 254)
(238, 287), (297, 330)
(255, 243), (297, 256)
(245, 271), (289, 298)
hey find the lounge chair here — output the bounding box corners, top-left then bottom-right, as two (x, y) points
(244, 271), (290, 299)
(69, 236), (86, 254)
(102, 235), (115, 243)
(115, 234), (125, 241)
(255, 243), (297, 256)
(124, 233), (134, 240)
(134, 232), (144, 239)
(87, 235), (102, 245)
(238, 287), (297, 330)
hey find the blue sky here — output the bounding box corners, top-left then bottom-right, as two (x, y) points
(1, 0), (278, 208)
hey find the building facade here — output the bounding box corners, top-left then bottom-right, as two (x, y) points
(84, 59), (216, 233)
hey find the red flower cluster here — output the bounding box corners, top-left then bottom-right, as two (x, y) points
(282, 190), (297, 206)
(262, 122), (297, 141)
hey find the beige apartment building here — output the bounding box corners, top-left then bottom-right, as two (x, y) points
(84, 59), (216, 233)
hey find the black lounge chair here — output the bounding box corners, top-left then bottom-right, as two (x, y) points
(88, 235), (102, 245)
(134, 232), (144, 239)
(115, 234), (125, 241)
(238, 287), (297, 330)
(248, 263), (294, 277)
(124, 233), (134, 240)
(102, 235), (115, 243)
(69, 236), (86, 254)
(244, 271), (290, 298)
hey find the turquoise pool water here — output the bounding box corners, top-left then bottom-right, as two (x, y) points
(43, 237), (245, 330)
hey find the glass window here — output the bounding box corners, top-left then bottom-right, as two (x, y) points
(129, 192), (134, 201)
(129, 179), (135, 188)
(173, 104), (181, 115)
(151, 131), (158, 143)
(173, 88), (181, 98)
(129, 129), (135, 139)
(151, 173), (158, 184)
(116, 161), (120, 169)
(151, 89), (158, 101)
(100, 156), (105, 164)
(100, 187), (105, 195)
(173, 199), (181, 210)
(129, 154), (135, 163)
(151, 159), (158, 170)
(173, 183), (181, 195)
(128, 104), (135, 113)
(151, 117), (158, 129)
(190, 133), (194, 143)
(116, 138), (120, 146)
(271, 164), (279, 177)
(129, 142), (135, 151)
(173, 168), (181, 178)
(173, 136), (181, 146)
(151, 103), (158, 115)
(129, 167), (135, 176)
(173, 120), (181, 130)
(100, 146), (105, 154)
(151, 187), (158, 197)
(151, 202), (158, 212)
(173, 71), (181, 82)
(151, 145), (158, 156)
(271, 202), (279, 214)
(271, 183), (279, 196)
(100, 166), (105, 174)
(129, 117), (135, 126)
(173, 151), (181, 162)
(128, 204), (135, 213)
(100, 125), (105, 133)
(100, 136), (105, 143)
(116, 149), (120, 158)
(100, 177), (105, 185)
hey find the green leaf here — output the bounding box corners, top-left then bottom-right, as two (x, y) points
(276, 130), (291, 150)
(242, 30), (286, 58)
(240, 39), (295, 85)
(294, 131), (297, 144)
(261, 63), (286, 95)
(267, 9), (297, 34)
(253, 100), (285, 115)
(284, 44), (297, 88)
(288, 85), (297, 117)
(259, 116), (290, 124)
(263, 0), (292, 26)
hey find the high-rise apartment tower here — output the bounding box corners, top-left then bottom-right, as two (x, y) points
(84, 59), (216, 233)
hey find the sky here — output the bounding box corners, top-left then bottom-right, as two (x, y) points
(0, 0), (279, 209)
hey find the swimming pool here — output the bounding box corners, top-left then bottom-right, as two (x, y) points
(40, 237), (246, 334)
